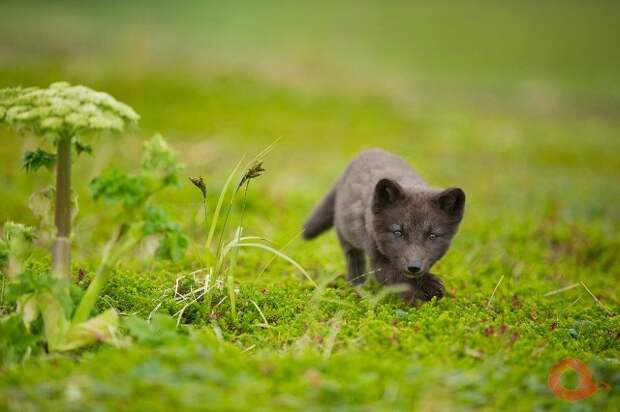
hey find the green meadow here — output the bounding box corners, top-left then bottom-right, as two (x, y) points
(0, 1), (619, 410)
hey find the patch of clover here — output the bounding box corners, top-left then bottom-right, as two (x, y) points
(0, 82), (139, 139)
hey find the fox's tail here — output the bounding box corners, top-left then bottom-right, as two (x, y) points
(302, 185), (337, 240)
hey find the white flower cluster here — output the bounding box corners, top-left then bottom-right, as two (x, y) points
(0, 82), (139, 137)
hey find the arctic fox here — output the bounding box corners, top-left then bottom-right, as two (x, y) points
(303, 149), (465, 303)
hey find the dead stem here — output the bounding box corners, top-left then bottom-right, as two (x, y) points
(486, 274), (504, 309)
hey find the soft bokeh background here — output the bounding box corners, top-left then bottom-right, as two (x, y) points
(1, 1), (618, 226)
(1, 1), (619, 410)
(1, 0), (619, 267)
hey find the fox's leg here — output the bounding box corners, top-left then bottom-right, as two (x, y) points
(345, 249), (366, 285)
(337, 231), (366, 285)
(368, 247), (443, 304)
(411, 273), (445, 302)
(368, 247), (403, 285)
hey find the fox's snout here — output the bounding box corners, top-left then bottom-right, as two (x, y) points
(402, 251), (426, 274)
(407, 265), (421, 274)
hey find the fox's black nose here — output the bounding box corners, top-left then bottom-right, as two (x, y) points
(407, 266), (421, 274)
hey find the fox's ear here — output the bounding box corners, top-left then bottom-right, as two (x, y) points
(435, 187), (465, 222)
(373, 178), (404, 212)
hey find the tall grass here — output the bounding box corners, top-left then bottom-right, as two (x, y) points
(165, 143), (316, 323)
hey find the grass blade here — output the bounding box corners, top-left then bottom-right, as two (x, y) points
(544, 283), (580, 297)
(257, 230), (302, 278)
(206, 157), (244, 250)
(486, 274), (504, 309)
(233, 242), (317, 287)
(250, 299), (269, 327)
(580, 281), (614, 316)
(226, 227), (243, 318)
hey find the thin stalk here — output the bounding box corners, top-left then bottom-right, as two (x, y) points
(256, 231), (303, 278)
(52, 132), (72, 280)
(202, 196), (209, 238)
(72, 200), (149, 324)
(580, 281), (614, 316)
(201, 268), (214, 315)
(486, 274), (505, 309)
(215, 186), (240, 260)
(206, 157), (244, 250)
(232, 242), (318, 287)
(226, 229), (241, 318)
(72, 225), (137, 324)
(238, 181), (250, 234)
(226, 181), (250, 318)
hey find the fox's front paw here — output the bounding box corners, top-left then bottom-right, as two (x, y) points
(414, 273), (445, 302)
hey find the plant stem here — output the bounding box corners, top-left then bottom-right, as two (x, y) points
(52, 133), (72, 280)
(216, 195), (235, 260)
(238, 182), (250, 237)
(202, 197), (209, 236)
(227, 181), (250, 318)
(72, 225), (136, 324)
(206, 158), (244, 250)
(201, 268), (214, 316)
(72, 260), (110, 324)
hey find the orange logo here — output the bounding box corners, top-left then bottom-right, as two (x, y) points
(548, 358), (610, 401)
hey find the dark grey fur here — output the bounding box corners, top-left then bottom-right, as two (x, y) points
(303, 148), (465, 304)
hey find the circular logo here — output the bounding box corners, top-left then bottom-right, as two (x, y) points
(548, 358), (608, 401)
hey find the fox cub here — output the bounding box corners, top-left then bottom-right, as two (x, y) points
(303, 149), (465, 303)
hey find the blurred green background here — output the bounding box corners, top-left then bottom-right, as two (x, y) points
(1, 1), (619, 410)
(1, 0), (619, 256)
(1, 0), (619, 228)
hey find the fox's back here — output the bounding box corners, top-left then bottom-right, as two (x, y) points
(334, 149), (425, 248)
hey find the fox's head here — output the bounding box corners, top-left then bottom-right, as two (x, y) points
(371, 178), (465, 278)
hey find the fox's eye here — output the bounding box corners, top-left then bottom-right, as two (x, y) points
(393, 230), (403, 238)
(428, 233), (438, 240)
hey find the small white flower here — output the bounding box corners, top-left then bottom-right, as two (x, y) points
(65, 112), (89, 128)
(50, 81), (70, 89)
(1, 82), (139, 137)
(41, 116), (63, 131)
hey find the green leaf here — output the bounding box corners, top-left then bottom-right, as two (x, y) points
(4, 271), (56, 304)
(123, 314), (179, 346)
(1, 222), (36, 278)
(140, 206), (188, 261)
(141, 134), (184, 187)
(2, 221), (36, 244)
(0, 243), (8, 271)
(74, 139), (93, 156)
(28, 186), (55, 228)
(17, 294), (40, 327)
(38, 291), (70, 351)
(22, 149), (56, 172)
(54, 308), (119, 352)
(155, 229), (188, 262)
(0, 314), (41, 366)
(90, 169), (149, 207)
(141, 205), (174, 235)
(4, 269), (74, 319)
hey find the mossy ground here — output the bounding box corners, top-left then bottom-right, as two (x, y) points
(1, 1), (619, 411)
